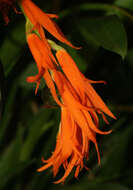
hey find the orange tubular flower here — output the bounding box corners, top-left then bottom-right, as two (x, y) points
(26, 33), (64, 107)
(26, 33), (53, 94)
(56, 49), (116, 122)
(37, 67), (115, 183)
(21, 0), (79, 49)
(19, 0), (115, 184)
(0, 0), (115, 184)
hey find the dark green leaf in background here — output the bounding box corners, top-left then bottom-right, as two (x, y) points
(62, 182), (131, 190)
(78, 15), (127, 59)
(0, 21), (25, 76)
(0, 83), (18, 145)
(0, 60), (6, 116)
(115, 0), (133, 11)
(0, 127), (35, 189)
(20, 108), (54, 161)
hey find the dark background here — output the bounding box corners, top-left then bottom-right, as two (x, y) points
(0, 0), (133, 189)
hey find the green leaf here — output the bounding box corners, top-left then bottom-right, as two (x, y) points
(0, 60), (6, 116)
(0, 83), (18, 145)
(78, 15), (127, 59)
(59, 3), (133, 22)
(97, 122), (133, 181)
(0, 127), (25, 189)
(0, 21), (25, 76)
(66, 182), (131, 190)
(126, 48), (133, 68)
(0, 160), (35, 189)
(0, 127), (23, 168)
(20, 108), (54, 161)
(115, 0), (133, 11)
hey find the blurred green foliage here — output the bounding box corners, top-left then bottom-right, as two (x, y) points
(0, 0), (133, 189)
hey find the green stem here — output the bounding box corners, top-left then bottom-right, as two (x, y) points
(59, 3), (133, 21)
(48, 39), (64, 51)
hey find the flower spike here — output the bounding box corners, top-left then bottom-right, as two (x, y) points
(19, 0), (116, 183)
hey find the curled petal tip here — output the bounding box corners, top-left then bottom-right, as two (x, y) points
(113, 115), (117, 120)
(37, 162), (52, 172)
(37, 168), (42, 172)
(105, 129), (112, 135)
(73, 45), (82, 50)
(47, 13), (59, 19)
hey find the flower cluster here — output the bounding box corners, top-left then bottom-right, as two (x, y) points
(21, 0), (116, 184)
(1, 0), (116, 184)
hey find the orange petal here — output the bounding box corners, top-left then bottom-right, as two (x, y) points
(74, 165), (80, 178)
(86, 129), (101, 164)
(27, 33), (42, 71)
(26, 69), (45, 83)
(54, 154), (78, 184)
(37, 162), (52, 172)
(53, 71), (94, 112)
(83, 111), (112, 135)
(35, 25), (58, 66)
(27, 33), (55, 70)
(47, 13), (59, 19)
(22, 0), (79, 48)
(22, 0), (37, 26)
(43, 70), (64, 107)
(56, 49), (85, 95)
(26, 69), (45, 94)
(86, 83), (116, 119)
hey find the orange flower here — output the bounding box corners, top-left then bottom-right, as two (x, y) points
(21, 0), (115, 183)
(56, 49), (116, 122)
(26, 33), (52, 93)
(21, 0), (78, 49)
(22, 0), (79, 99)
(37, 69), (115, 184)
(26, 33), (63, 106)
(0, 0), (115, 184)
(26, 34), (115, 183)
